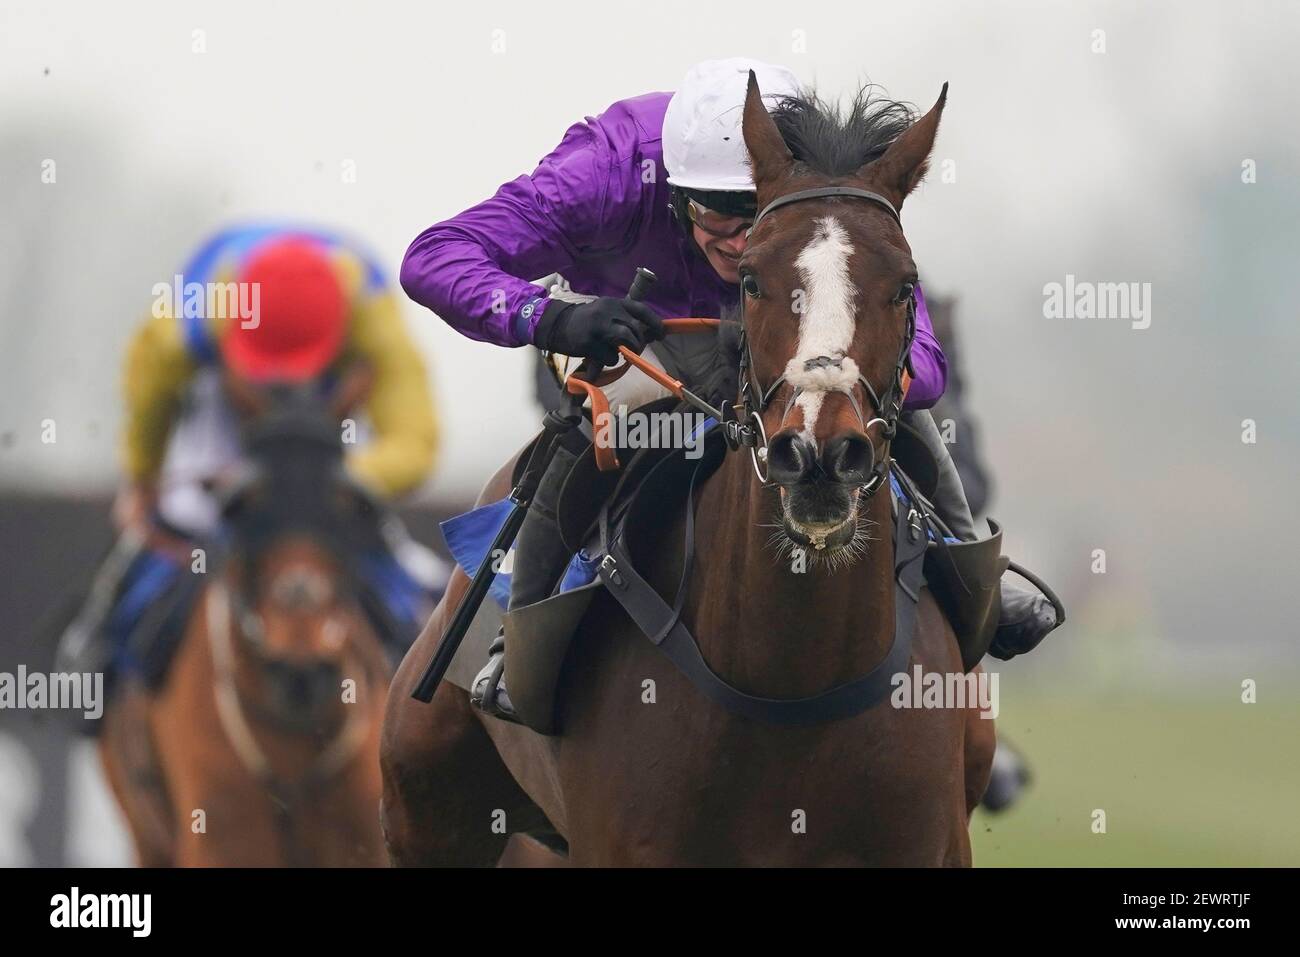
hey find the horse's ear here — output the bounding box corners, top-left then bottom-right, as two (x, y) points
(860, 82), (948, 207)
(741, 70), (794, 194)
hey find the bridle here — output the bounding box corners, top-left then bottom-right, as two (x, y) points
(725, 186), (917, 497)
(206, 576), (374, 865)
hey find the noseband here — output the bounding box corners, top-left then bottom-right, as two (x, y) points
(724, 187), (917, 496)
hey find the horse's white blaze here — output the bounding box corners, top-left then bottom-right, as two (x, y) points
(789, 216), (860, 443)
(794, 391), (825, 444)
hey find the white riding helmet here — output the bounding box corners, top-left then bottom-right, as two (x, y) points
(663, 58), (801, 192)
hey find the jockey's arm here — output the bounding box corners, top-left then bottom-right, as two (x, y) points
(400, 120), (626, 348)
(119, 311), (198, 506)
(341, 291), (439, 498)
(902, 283), (948, 410)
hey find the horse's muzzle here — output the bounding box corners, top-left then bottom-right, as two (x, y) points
(767, 430), (875, 486)
(260, 657), (343, 731)
(768, 430), (869, 553)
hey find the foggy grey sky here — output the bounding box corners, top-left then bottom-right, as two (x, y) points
(2, 0), (1298, 659)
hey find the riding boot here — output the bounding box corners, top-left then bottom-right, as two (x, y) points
(988, 584), (1059, 661)
(900, 410), (1062, 657)
(900, 410), (979, 541)
(471, 441), (582, 721)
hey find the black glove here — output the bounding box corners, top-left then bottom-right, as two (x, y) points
(533, 297), (664, 367)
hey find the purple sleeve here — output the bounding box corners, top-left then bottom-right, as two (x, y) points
(901, 282), (947, 410)
(400, 121), (628, 348)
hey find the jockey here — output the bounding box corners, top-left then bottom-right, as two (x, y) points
(401, 59), (1061, 719)
(58, 225), (446, 713)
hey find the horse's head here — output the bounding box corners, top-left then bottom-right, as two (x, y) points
(231, 537), (354, 727)
(215, 378), (386, 730)
(738, 73), (947, 559)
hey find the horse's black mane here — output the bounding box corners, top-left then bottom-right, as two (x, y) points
(769, 85), (917, 177)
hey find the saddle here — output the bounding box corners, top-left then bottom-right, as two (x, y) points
(501, 404), (1006, 736)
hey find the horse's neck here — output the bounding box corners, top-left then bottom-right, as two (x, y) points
(686, 454), (896, 699)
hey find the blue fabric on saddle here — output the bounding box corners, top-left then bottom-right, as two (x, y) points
(439, 416), (722, 606)
(355, 549), (439, 640)
(437, 492), (606, 604)
(440, 498), (518, 609)
(558, 549), (603, 593)
(106, 549), (185, 675)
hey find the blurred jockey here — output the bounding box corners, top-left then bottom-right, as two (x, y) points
(59, 225), (446, 711)
(401, 59), (1061, 720)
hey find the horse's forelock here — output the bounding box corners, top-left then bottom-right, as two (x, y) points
(769, 85), (918, 178)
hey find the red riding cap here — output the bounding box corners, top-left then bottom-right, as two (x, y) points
(222, 239), (347, 382)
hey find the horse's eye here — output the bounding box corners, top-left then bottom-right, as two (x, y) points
(894, 282), (915, 304)
(741, 273), (761, 298)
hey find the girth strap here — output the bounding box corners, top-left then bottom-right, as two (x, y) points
(596, 460), (928, 726)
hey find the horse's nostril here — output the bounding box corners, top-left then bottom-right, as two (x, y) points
(823, 434), (874, 484)
(767, 432), (814, 484)
(307, 662), (342, 700)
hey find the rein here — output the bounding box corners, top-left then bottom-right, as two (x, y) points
(563, 317), (727, 471)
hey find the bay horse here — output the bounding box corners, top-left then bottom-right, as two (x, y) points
(382, 76), (995, 865)
(100, 378), (393, 866)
